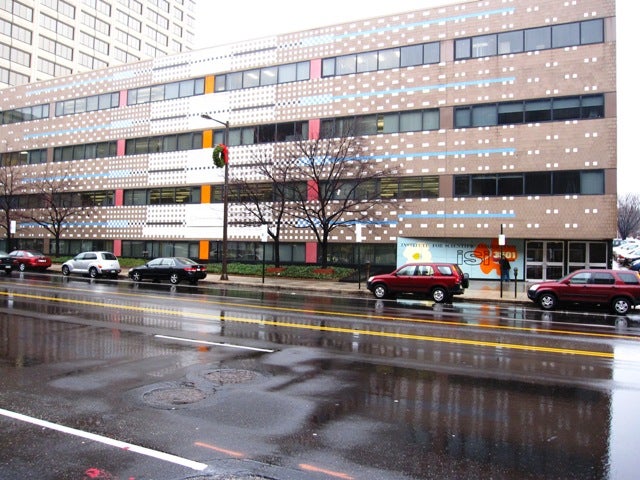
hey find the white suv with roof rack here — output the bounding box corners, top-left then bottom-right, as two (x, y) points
(61, 251), (121, 279)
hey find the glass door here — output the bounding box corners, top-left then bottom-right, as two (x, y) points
(526, 241), (565, 281)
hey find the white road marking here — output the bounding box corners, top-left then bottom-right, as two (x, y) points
(154, 334), (275, 352)
(0, 408), (207, 471)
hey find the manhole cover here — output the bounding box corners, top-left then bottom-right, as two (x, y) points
(143, 386), (206, 408)
(204, 369), (258, 385)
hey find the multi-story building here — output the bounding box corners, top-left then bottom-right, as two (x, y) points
(0, 0), (196, 88)
(0, 0), (616, 281)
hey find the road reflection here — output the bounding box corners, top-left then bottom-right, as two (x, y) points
(0, 273), (638, 478)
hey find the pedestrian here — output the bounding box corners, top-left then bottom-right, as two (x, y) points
(499, 255), (511, 282)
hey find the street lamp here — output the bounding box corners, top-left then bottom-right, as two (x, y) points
(201, 114), (230, 280)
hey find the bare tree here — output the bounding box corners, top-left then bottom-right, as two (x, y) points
(618, 193), (640, 240)
(0, 163), (30, 251)
(280, 135), (393, 268)
(232, 149), (297, 267)
(23, 171), (93, 256)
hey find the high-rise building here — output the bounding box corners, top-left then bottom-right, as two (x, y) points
(0, 0), (617, 281)
(0, 0), (196, 88)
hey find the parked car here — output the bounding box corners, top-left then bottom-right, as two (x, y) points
(0, 251), (14, 274)
(614, 240), (640, 259)
(9, 250), (52, 271)
(366, 262), (469, 302)
(527, 269), (640, 315)
(128, 257), (207, 285)
(628, 259), (640, 272)
(61, 251), (121, 278)
(617, 245), (640, 266)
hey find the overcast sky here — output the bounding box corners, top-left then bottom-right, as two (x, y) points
(193, 1), (636, 195)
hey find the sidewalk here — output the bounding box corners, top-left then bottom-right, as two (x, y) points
(199, 272), (531, 304)
(49, 264), (530, 304)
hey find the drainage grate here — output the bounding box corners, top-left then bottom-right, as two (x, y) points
(204, 369), (258, 385)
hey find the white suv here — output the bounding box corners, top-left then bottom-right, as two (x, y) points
(61, 251), (121, 278)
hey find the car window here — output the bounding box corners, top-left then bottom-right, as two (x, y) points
(148, 259), (162, 266)
(86, 253), (97, 260)
(618, 272), (640, 285)
(569, 272), (590, 284)
(591, 273), (615, 285)
(437, 265), (453, 275)
(397, 266), (415, 276)
(103, 253), (117, 260)
(416, 265), (434, 276)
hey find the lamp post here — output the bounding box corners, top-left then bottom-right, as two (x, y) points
(201, 114), (230, 280)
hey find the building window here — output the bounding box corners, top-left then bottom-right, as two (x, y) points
(213, 122), (309, 147)
(1, 104), (49, 125)
(581, 19), (604, 44)
(128, 78), (205, 105)
(497, 31), (523, 54)
(0, 18), (33, 44)
(53, 142), (117, 162)
(125, 132), (203, 155)
(214, 61), (311, 92)
(0, 149), (47, 166)
(37, 58), (72, 76)
(454, 170), (604, 197)
(0, 41), (31, 67)
(55, 92), (119, 116)
(322, 42), (440, 77)
(455, 18), (604, 60)
(525, 26), (551, 50)
(320, 109), (439, 138)
(454, 95), (603, 128)
(40, 13), (74, 39)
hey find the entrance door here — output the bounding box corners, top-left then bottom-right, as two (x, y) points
(526, 241), (564, 281)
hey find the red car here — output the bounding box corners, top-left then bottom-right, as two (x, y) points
(366, 262), (469, 302)
(9, 250), (52, 272)
(527, 269), (640, 315)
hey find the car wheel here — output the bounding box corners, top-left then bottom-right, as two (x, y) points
(372, 283), (389, 299)
(169, 272), (180, 284)
(18, 263), (26, 272)
(432, 287), (448, 303)
(131, 272), (142, 282)
(61, 265), (70, 276)
(89, 267), (98, 279)
(612, 297), (631, 315)
(538, 292), (557, 310)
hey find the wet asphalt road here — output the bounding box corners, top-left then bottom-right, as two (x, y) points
(1, 272), (640, 479)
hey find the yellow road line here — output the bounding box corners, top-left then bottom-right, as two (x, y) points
(0, 290), (614, 359)
(3, 283), (638, 342)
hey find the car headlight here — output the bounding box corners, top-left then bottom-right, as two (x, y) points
(528, 284), (539, 292)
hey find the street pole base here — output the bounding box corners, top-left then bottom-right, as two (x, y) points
(220, 273), (229, 281)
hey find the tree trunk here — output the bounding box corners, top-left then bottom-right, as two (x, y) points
(319, 238), (329, 268)
(273, 237), (281, 267)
